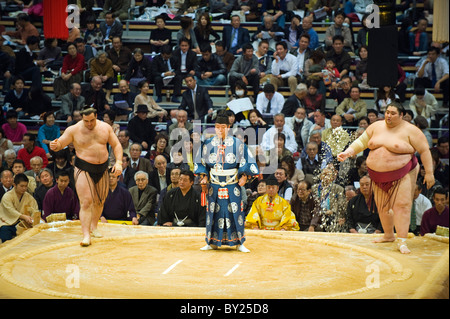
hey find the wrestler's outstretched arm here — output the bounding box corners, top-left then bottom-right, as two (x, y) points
(337, 127), (373, 162)
(49, 126), (74, 152)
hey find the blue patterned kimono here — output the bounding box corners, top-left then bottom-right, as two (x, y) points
(195, 135), (259, 247)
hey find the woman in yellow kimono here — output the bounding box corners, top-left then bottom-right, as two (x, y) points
(245, 176), (299, 231)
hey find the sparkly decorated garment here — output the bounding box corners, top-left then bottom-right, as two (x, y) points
(195, 135), (259, 247)
(245, 194), (300, 231)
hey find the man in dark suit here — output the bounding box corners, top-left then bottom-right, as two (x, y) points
(99, 11), (123, 42)
(129, 170), (158, 225)
(127, 106), (156, 151)
(149, 155), (171, 194)
(119, 153), (137, 189)
(14, 35), (43, 89)
(81, 76), (110, 116)
(0, 170), (14, 201)
(222, 15), (250, 55)
(129, 142), (154, 176)
(179, 74), (213, 121)
(173, 37), (198, 80)
(151, 44), (182, 103)
(58, 82), (85, 121)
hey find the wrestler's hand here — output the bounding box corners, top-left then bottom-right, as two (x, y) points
(337, 148), (354, 162)
(423, 173), (435, 190)
(111, 162), (123, 177)
(49, 139), (60, 152)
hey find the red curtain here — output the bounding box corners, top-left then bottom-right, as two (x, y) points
(43, 0), (68, 40)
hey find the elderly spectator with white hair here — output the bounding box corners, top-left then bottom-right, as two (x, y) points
(129, 170), (158, 226)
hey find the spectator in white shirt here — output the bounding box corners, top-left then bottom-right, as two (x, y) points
(411, 182), (433, 235)
(260, 113), (298, 154)
(256, 83), (285, 118)
(270, 41), (299, 94)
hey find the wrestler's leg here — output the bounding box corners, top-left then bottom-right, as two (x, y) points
(392, 165), (419, 254)
(74, 168), (95, 246)
(371, 183), (396, 243)
(89, 173), (109, 237)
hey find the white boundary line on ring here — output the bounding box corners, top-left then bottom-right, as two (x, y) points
(162, 260), (183, 275)
(224, 262), (241, 277)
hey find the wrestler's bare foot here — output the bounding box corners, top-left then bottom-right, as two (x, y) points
(91, 229), (103, 238)
(237, 244), (250, 253)
(397, 238), (411, 254)
(372, 235), (396, 243)
(80, 237), (91, 247)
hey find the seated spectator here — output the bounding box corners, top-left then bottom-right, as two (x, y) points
(415, 47), (449, 107)
(101, 172), (138, 224)
(324, 10), (354, 51)
(222, 15), (250, 55)
(355, 13), (370, 51)
(119, 153), (137, 189)
(281, 82), (308, 118)
(309, 109), (331, 135)
(129, 170), (158, 225)
(322, 58), (340, 89)
(107, 35), (132, 78)
(375, 85), (399, 114)
(260, 0), (287, 28)
(146, 133), (170, 165)
(167, 149), (191, 173)
(173, 37), (198, 80)
(0, 50), (14, 96)
(229, 43), (260, 100)
(81, 15), (103, 49)
(256, 83), (285, 118)
(345, 155), (368, 187)
(0, 173), (37, 243)
(168, 110), (193, 147)
(285, 107), (312, 152)
(260, 113), (298, 154)
(127, 107), (157, 151)
(270, 41), (299, 94)
(1, 149), (16, 172)
(2, 13), (39, 45)
(0, 128), (14, 164)
(414, 115), (433, 148)
(37, 112), (60, 158)
(290, 180), (320, 231)
(355, 45), (369, 88)
(194, 12), (221, 49)
(99, 0), (129, 21)
(14, 35), (44, 91)
(409, 86), (438, 126)
(300, 129), (333, 169)
(90, 50), (114, 103)
(296, 141), (321, 179)
(179, 74), (213, 121)
(2, 110), (27, 147)
(17, 133), (48, 171)
(129, 142), (154, 175)
(266, 133), (293, 167)
(195, 43), (227, 86)
(284, 14), (303, 50)
(367, 108), (380, 124)
(58, 83), (85, 122)
(74, 37), (96, 68)
(149, 155), (171, 193)
(431, 148), (449, 190)
(3, 76), (30, 118)
(329, 75), (352, 105)
(292, 33), (312, 81)
(42, 170), (79, 222)
(25, 156), (43, 184)
(158, 170), (206, 227)
(151, 44), (182, 103)
(321, 114), (351, 157)
(112, 80), (135, 121)
(54, 43), (85, 99)
(246, 109), (269, 147)
(118, 131), (132, 157)
(410, 182), (433, 236)
(347, 175), (382, 234)
(274, 166), (293, 201)
(149, 15), (172, 54)
(124, 48), (152, 93)
(420, 187), (449, 236)
(409, 18), (430, 54)
(325, 35), (353, 79)
(81, 76), (110, 116)
(176, 16), (200, 54)
(232, 0), (260, 22)
(252, 14), (284, 52)
(432, 136), (449, 160)
(33, 168), (54, 210)
(26, 86), (53, 117)
(99, 11), (123, 42)
(134, 80), (168, 121)
(310, 0), (340, 21)
(301, 15), (319, 50)
(11, 158), (36, 196)
(245, 175), (299, 230)
(304, 49), (327, 87)
(254, 39), (273, 84)
(303, 80), (325, 118)
(0, 169), (13, 201)
(46, 148), (72, 179)
(335, 86), (367, 125)
(214, 40), (235, 73)
(38, 37), (63, 72)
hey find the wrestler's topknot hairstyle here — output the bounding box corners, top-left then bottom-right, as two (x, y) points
(80, 106), (97, 116)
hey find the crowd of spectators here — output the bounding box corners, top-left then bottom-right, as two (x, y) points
(0, 0), (448, 242)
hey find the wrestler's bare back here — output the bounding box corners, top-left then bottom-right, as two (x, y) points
(365, 120), (425, 172)
(56, 116), (112, 164)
